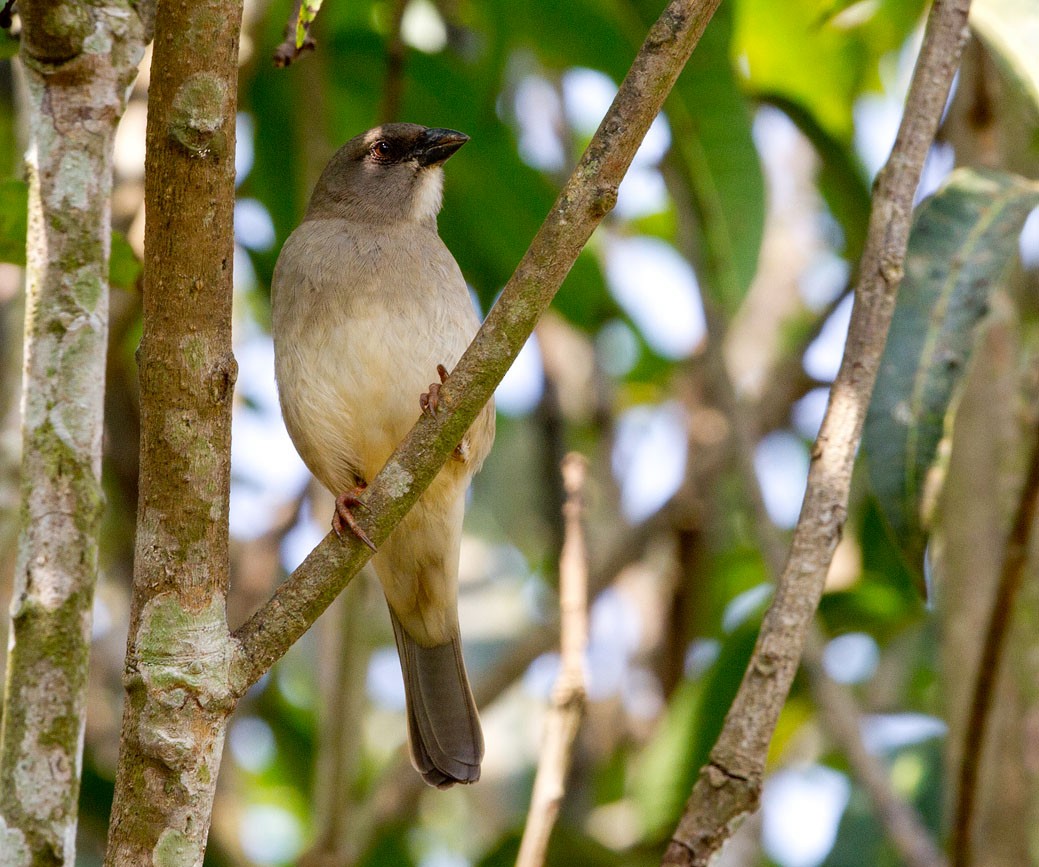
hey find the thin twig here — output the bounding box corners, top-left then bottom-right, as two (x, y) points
(663, 1), (972, 863)
(952, 421), (1039, 867)
(298, 567), (378, 867)
(801, 641), (947, 867)
(516, 454), (591, 867)
(666, 88), (947, 859)
(272, 0), (316, 67)
(229, 0), (724, 697)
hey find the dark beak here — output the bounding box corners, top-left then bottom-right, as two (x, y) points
(414, 128), (469, 167)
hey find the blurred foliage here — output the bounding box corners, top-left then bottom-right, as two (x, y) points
(1, 0), (1039, 865)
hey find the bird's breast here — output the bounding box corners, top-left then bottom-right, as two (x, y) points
(271, 219), (480, 491)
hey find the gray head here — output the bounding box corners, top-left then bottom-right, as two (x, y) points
(304, 123), (469, 225)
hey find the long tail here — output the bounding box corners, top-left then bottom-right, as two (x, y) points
(389, 609), (483, 788)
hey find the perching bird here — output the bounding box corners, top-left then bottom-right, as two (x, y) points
(271, 123), (495, 788)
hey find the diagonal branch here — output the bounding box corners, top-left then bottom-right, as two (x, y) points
(663, 1), (972, 863)
(228, 0), (724, 695)
(698, 302), (947, 867)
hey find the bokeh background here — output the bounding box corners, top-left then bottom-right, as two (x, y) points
(1, 0), (1038, 864)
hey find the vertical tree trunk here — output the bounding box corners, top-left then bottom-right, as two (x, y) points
(0, 2), (148, 863)
(103, 0), (241, 860)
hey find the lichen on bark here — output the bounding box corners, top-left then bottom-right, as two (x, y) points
(0, 0), (151, 863)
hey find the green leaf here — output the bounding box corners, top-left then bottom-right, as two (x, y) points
(631, 620), (760, 839)
(0, 179), (141, 289)
(971, 0), (1039, 123)
(109, 233), (142, 290)
(296, 0), (323, 49)
(0, 178), (27, 265)
(733, 0), (927, 143)
(863, 168), (1039, 577)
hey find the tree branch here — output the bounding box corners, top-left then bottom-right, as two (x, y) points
(952, 419), (1039, 867)
(0, 2), (148, 861)
(663, 1), (972, 863)
(228, 0), (725, 695)
(103, 0), (242, 858)
(516, 454), (590, 867)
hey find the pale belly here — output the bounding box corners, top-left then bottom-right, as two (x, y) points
(271, 216), (486, 498)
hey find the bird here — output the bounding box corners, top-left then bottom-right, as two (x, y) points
(270, 123), (496, 788)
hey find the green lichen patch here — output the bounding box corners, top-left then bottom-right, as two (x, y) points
(169, 73), (228, 159)
(135, 593), (234, 706)
(51, 149), (94, 212)
(68, 265), (105, 312)
(0, 818), (31, 866)
(153, 828), (195, 867)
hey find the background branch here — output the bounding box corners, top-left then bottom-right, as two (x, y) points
(952, 420), (1039, 867)
(516, 453), (590, 867)
(663, 1), (972, 862)
(229, 0), (725, 696)
(698, 300), (948, 867)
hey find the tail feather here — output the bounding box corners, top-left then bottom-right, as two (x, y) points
(390, 609), (483, 788)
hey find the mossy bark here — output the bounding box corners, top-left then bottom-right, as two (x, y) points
(102, 0), (242, 861)
(0, 3), (149, 865)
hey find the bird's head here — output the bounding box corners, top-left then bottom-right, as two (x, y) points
(305, 123), (469, 225)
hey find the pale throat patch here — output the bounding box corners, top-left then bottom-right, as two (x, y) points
(412, 167), (444, 222)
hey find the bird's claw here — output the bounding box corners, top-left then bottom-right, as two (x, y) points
(420, 364), (451, 418)
(333, 487), (377, 551)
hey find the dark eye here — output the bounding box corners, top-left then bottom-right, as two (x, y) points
(371, 140), (392, 160)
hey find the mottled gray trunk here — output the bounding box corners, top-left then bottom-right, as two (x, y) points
(0, 2), (150, 864)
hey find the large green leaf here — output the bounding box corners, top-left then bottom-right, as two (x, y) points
(863, 168), (1039, 576)
(733, 0), (927, 143)
(0, 179), (141, 290)
(0, 179), (27, 266)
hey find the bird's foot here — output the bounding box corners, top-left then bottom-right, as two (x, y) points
(419, 364), (466, 462)
(420, 364), (450, 417)
(332, 484), (377, 551)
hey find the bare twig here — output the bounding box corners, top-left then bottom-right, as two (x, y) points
(702, 301), (947, 867)
(272, 0), (316, 67)
(667, 89), (947, 859)
(663, 1), (972, 863)
(517, 454), (591, 867)
(801, 643), (947, 867)
(229, 0), (724, 696)
(298, 568), (378, 867)
(952, 421), (1039, 867)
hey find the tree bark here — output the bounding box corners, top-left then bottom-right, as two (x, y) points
(0, 2), (149, 863)
(663, 0), (972, 863)
(103, 0), (242, 860)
